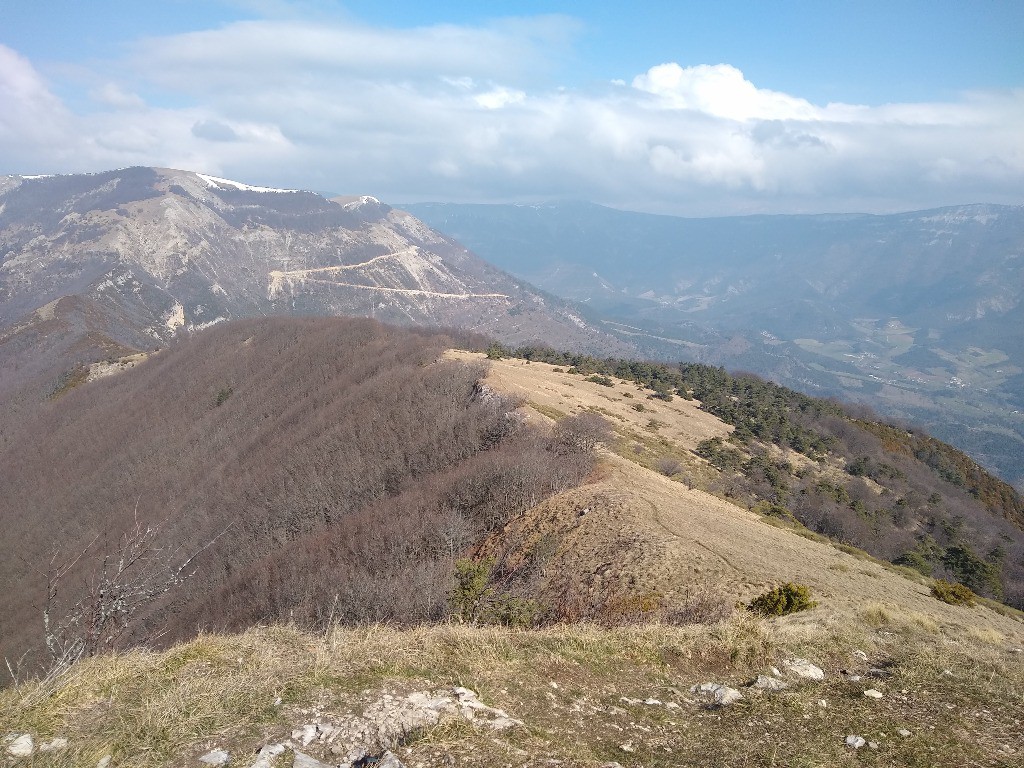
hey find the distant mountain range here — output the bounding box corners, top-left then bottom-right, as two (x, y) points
(2, 169), (1021, 488)
(0, 168), (626, 417)
(402, 201), (1024, 489)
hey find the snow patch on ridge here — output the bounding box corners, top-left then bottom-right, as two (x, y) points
(195, 173), (299, 194)
(341, 195), (382, 210)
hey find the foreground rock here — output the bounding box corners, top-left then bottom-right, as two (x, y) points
(782, 658), (825, 681)
(690, 682), (743, 706)
(752, 674), (788, 691)
(199, 686), (521, 768)
(4, 734), (33, 758)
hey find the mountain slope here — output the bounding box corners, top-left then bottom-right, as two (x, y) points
(402, 201), (1024, 489)
(0, 169), (622, 363)
(2, 347), (1023, 768)
(0, 318), (598, 672)
(460, 349), (1024, 612)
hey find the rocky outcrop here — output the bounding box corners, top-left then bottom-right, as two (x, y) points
(195, 686), (521, 768)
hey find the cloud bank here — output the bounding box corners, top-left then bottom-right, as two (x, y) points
(1, 15), (1022, 215)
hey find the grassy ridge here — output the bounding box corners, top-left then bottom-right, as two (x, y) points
(485, 343), (1024, 607)
(2, 614), (1021, 767)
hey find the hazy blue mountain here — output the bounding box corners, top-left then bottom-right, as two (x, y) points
(402, 201), (1024, 488)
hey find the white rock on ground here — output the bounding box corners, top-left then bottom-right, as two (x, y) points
(6, 734), (33, 757)
(250, 743), (286, 768)
(898, 729), (912, 737)
(845, 735), (867, 749)
(864, 689), (884, 699)
(292, 723), (318, 747)
(752, 675), (788, 691)
(252, 686), (519, 766)
(198, 749), (231, 765)
(690, 682), (743, 705)
(39, 737), (69, 753)
(293, 750), (334, 768)
(782, 658), (825, 680)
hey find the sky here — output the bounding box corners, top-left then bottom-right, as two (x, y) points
(1, 0), (1022, 215)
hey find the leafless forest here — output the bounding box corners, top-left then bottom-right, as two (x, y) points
(0, 318), (596, 674)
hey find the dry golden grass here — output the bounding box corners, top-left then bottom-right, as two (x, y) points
(456, 351), (1024, 645)
(3, 616), (1022, 767)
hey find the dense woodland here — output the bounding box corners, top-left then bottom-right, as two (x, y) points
(488, 342), (1024, 608)
(0, 319), (598, 675)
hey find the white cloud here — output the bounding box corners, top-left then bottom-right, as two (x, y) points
(0, 45), (74, 165)
(132, 16), (575, 90)
(474, 87), (526, 109)
(632, 63), (820, 122)
(0, 18), (1022, 216)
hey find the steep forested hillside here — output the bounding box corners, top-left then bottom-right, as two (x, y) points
(0, 319), (598, 674)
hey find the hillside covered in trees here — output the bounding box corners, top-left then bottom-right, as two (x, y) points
(4, 322), (1024, 768)
(0, 319), (601, 675)
(486, 343), (1024, 608)
(4, 318), (1023, 685)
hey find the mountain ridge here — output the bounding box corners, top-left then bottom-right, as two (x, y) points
(2, 323), (1023, 767)
(0, 167), (630, 433)
(401, 200), (1024, 489)
(0, 167), (623, 353)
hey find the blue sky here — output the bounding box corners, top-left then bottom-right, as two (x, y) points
(2, 0), (1022, 214)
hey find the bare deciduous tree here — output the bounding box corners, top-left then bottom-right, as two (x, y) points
(553, 412), (613, 454)
(656, 456), (683, 477)
(39, 507), (225, 678)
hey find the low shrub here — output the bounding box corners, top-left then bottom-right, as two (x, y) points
(656, 456), (683, 477)
(599, 590), (665, 625)
(665, 583), (734, 625)
(488, 596), (542, 628)
(214, 386), (233, 406)
(931, 579), (976, 607)
(748, 582), (816, 616)
(755, 502), (794, 520)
